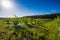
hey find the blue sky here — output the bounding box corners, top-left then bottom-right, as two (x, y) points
(0, 0), (60, 17)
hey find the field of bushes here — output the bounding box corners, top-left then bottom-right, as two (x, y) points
(0, 16), (60, 40)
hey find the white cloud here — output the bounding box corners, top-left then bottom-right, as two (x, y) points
(51, 10), (56, 13)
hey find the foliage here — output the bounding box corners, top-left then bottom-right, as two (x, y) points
(0, 16), (60, 40)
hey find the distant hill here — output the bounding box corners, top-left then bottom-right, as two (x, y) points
(0, 13), (60, 19)
(24, 13), (60, 19)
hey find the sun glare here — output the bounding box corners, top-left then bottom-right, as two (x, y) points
(1, 0), (13, 9)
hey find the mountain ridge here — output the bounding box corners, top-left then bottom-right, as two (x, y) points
(23, 13), (60, 19)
